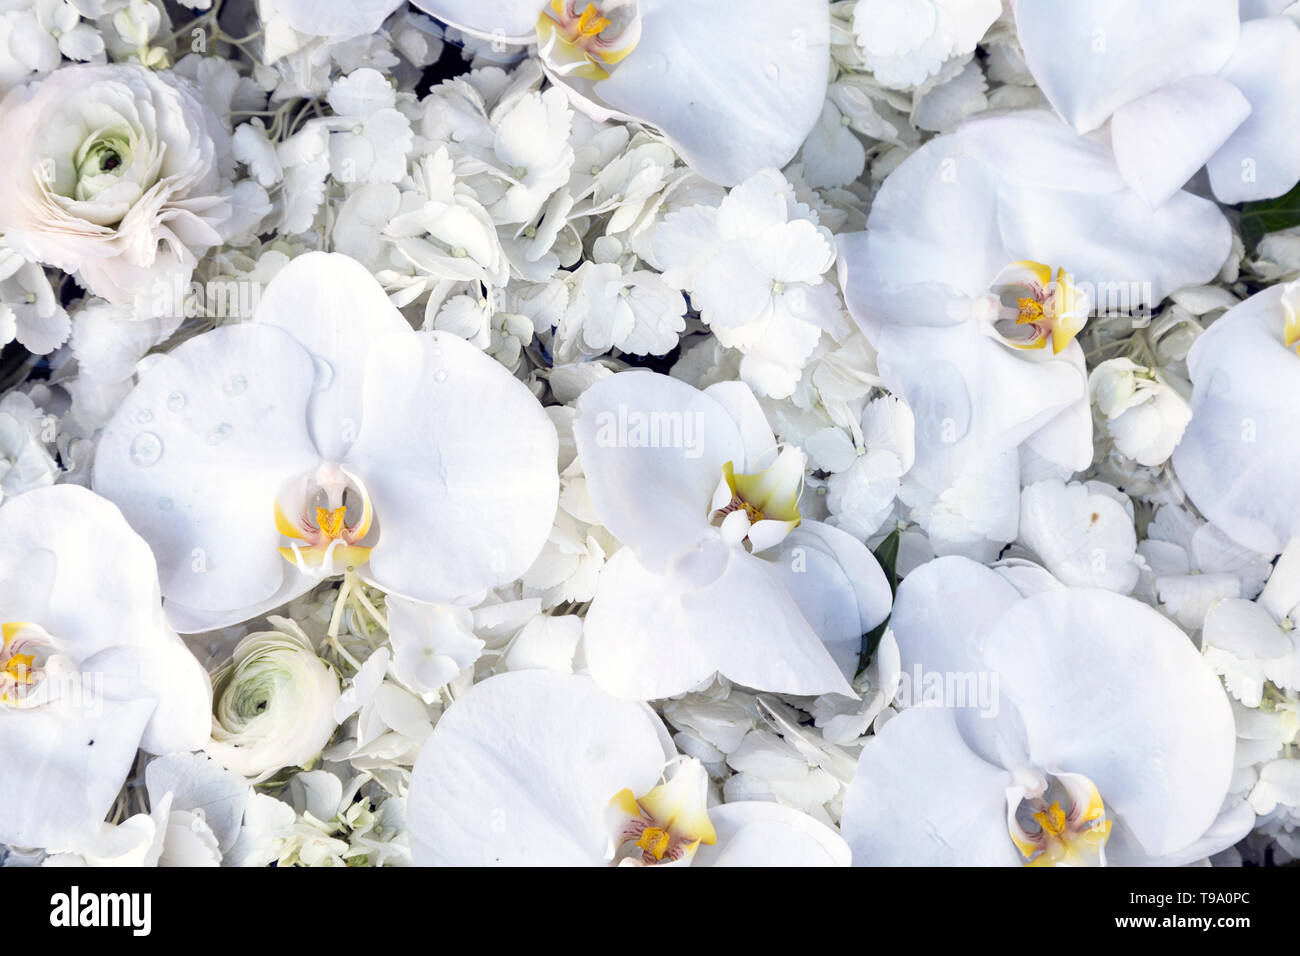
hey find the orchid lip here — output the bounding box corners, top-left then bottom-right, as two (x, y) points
(709, 447), (804, 553)
(1006, 769), (1112, 867)
(606, 758), (717, 866)
(274, 464), (376, 577)
(536, 0), (642, 81)
(987, 260), (1090, 355)
(0, 621), (68, 709)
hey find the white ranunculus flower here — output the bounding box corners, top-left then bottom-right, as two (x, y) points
(0, 63), (232, 308)
(204, 617), (341, 781)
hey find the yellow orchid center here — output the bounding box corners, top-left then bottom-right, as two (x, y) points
(607, 759), (717, 866)
(710, 447), (804, 551)
(4, 652), (34, 684)
(537, 0), (641, 81)
(274, 465), (374, 576)
(1282, 283), (1300, 356)
(1, 621), (57, 706)
(990, 260), (1090, 355)
(1008, 771), (1112, 867)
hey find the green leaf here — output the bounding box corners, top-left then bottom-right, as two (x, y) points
(856, 528), (900, 677)
(1239, 181), (1300, 252)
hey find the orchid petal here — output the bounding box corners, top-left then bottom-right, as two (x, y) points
(407, 0), (541, 42)
(93, 325), (321, 629)
(692, 801), (850, 866)
(254, 252), (415, 463)
(574, 370), (743, 572)
(1206, 17), (1300, 203)
(1174, 286), (1300, 555)
(583, 544), (854, 700)
(408, 670), (671, 865)
(1111, 75), (1251, 208)
(346, 331), (559, 604)
(841, 705), (1019, 866)
(983, 588), (1236, 859)
(591, 0), (829, 185)
(1014, 0), (1240, 133)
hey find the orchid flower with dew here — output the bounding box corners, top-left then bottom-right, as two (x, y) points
(1014, 0), (1300, 206)
(92, 252), (559, 632)
(837, 111), (1231, 557)
(408, 670), (851, 866)
(407, 0), (829, 186)
(1173, 283), (1300, 557)
(0, 485), (211, 852)
(572, 370), (891, 700)
(840, 556), (1248, 866)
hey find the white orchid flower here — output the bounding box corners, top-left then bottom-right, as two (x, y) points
(573, 370), (892, 699)
(0, 485), (211, 852)
(840, 556), (1247, 866)
(92, 252), (559, 632)
(1173, 283), (1300, 556)
(1014, 0), (1300, 206)
(838, 111), (1231, 556)
(408, 670), (851, 866)
(408, 0), (829, 186)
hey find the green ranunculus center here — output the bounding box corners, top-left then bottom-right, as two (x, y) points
(72, 129), (135, 202)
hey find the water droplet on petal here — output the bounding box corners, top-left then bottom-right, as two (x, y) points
(158, 497), (173, 511)
(207, 422), (233, 444)
(130, 432), (163, 467)
(312, 355), (335, 391)
(223, 375), (247, 396)
(166, 392), (186, 412)
(134, 409), (154, 424)
(434, 369), (447, 383)
(764, 63), (780, 82)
